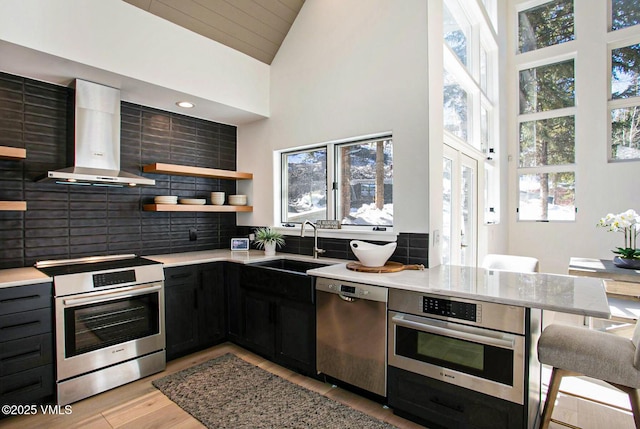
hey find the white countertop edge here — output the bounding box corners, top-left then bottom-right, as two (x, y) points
(0, 251), (611, 319)
(307, 263), (611, 319)
(0, 267), (52, 289)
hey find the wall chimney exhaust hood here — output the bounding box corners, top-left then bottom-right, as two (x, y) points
(37, 79), (155, 187)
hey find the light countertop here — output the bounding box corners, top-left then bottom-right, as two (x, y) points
(0, 252), (610, 319)
(0, 267), (52, 289)
(307, 263), (610, 318)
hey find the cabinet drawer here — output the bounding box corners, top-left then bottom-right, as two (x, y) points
(0, 283), (52, 315)
(164, 266), (197, 287)
(0, 364), (54, 405)
(1, 334), (53, 376)
(0, 308), (52, 342)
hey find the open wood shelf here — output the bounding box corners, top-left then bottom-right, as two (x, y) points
(0, 147), (27, 211)
(0, 201), (27, 211)
(142, 163), (252, 180)
(143, 204), (253, 213)
(0, 146), (26, 160)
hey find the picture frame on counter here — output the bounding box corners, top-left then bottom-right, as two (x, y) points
(231, 238), (250, 251)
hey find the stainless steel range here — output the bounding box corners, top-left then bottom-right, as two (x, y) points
(36, 254), (165, 405)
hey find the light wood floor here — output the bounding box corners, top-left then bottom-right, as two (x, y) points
(0, 343), (425, 429)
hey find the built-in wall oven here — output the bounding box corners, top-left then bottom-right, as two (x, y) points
(388, 288), (541, 429)
(36, 254), (165, 406)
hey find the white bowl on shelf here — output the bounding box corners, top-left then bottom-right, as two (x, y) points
(228, 195), (247, 206)
(211, 192), (225, 205)
(349, 240), (397, 267)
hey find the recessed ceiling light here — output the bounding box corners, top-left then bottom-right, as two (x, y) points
(176, 101), (195, 108)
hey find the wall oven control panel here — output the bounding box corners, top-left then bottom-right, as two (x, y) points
(423, 296), (480, 322)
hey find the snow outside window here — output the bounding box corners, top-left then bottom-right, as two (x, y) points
(281, 136), (393, 227)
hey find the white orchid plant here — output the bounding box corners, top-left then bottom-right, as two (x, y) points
(597, 209), (640, 259)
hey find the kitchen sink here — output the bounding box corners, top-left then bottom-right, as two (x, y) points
(250, 258), (333, 274)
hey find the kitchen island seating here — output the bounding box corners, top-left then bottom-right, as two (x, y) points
(481, 254), (540, 273)
(538, 321), (640, 428)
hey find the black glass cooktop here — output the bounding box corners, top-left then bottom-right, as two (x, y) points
(36, 256), (159, 277)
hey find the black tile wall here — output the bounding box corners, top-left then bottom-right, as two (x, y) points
(237, 226), (429, 267)
(0, 73), (239, 269)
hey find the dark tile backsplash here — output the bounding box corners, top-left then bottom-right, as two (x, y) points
(237, 226), (429, 267)
(0, 72), (239, 269)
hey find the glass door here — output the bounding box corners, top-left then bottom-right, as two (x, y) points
(443, 145), (478, 266)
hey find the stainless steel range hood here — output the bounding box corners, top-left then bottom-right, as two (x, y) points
(38, 79), (155, 187)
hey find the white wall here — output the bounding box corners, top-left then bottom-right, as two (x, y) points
(238, 0), (437, 262)
(0, 0), (269, 120)
(506, 0), (640, 274)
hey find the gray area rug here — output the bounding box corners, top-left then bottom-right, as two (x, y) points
(152, 353), (399, 429)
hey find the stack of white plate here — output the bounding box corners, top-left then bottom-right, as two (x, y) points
(154, 196), (178, 205)
(179, 198), (206, 205)
(228, 195), (247, 206)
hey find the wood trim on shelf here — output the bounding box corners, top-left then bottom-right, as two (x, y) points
(0, 146), (26, 160)
(143, 204), (253, 213)
(0, 201), (27, 211)
(142, 163), (253, 180)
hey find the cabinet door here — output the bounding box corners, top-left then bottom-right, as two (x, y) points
(241, 289), (275, 358)
(275, 298), (315, 376)
(164, 267), (198, 360)
(198, 263), (225, 345)
(225, 262), (242, 341)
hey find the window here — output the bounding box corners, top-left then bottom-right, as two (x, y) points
(336, 139), (393, 226)
(519, 60), (575, 114)
(518, 0), (574, 53)
(281, 136), (393, 227)
(282, 148), (327, 223)
(611, 0), (640, 31)
(516, 1), (576, 221)
(443, 2), (469, 68)
(610, 42), (640, 160)
(443, 70), (469, 142)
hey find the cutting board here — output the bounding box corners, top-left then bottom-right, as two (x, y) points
(346, 261), (425, 273)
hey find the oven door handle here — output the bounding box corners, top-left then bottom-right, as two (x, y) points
(62, 284), (162, 307)
(391, 314), (516, 349)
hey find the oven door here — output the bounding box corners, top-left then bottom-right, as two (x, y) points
(388, 311), (525, 404)
(55, 282), (165, 381)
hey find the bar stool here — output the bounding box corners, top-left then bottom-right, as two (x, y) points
(481, 254), (540, 273)
(537, 321), (640, 428)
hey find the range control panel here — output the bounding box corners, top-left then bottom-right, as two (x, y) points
(93, 270), (137, 288)
(423, 296), (480, 322)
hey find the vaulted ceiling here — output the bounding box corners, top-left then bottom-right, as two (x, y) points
(123, 0), (305, 64)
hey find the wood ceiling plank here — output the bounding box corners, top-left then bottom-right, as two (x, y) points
(156, 0), (279, 53)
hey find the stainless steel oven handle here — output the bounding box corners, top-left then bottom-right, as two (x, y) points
(392, 314), (516, 349)
(62, 284), (162, 307)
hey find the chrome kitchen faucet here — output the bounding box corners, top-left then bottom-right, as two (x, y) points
(301, 220), (325, 259)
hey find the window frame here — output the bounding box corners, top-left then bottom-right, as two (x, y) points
(514, 0), (577, 222)
(607, 35), (640, 162)
(278, 133), (394, 233)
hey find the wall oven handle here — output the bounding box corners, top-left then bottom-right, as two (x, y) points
(391, 314), (516, 349)
(63, 284), (162, 307)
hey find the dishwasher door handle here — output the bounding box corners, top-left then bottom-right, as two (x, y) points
(391, 314), (516, 349)
(339, 294), (357, 302)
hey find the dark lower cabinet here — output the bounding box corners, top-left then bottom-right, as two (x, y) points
(238, 264), (316, 376)
(0, 282), (54, 409)
(164, 263), (225, 360)
(388, 365), (525, 429)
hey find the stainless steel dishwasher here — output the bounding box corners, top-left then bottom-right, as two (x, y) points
(316, 277), (388, 397)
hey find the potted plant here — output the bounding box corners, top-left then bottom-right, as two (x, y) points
(597, 209), (640, 269)
(253, 227), (285, 256)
